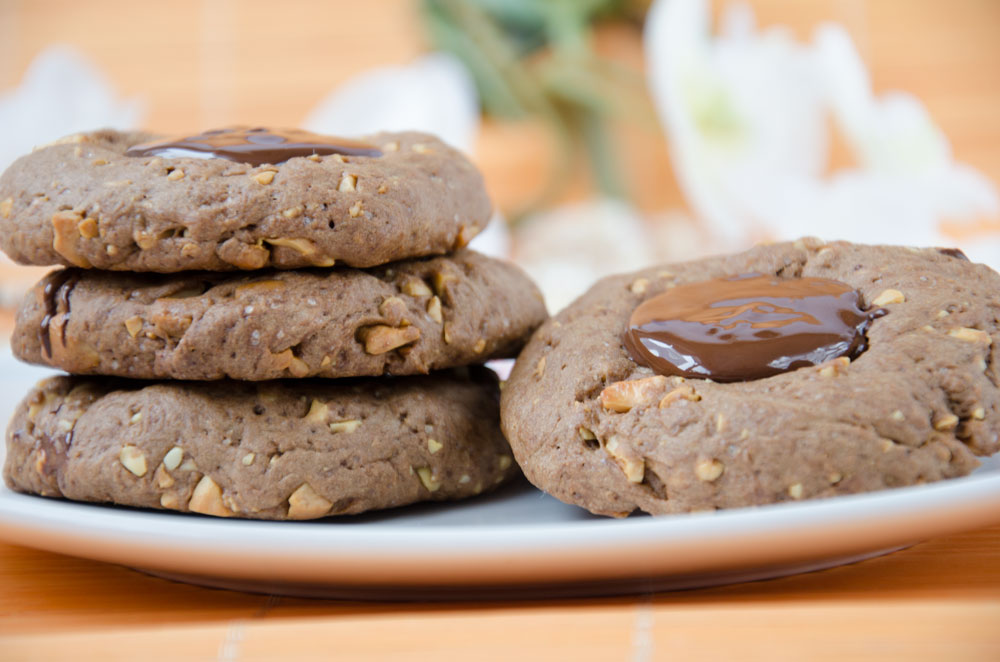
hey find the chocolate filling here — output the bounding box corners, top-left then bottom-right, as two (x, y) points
(624, 273), (885, 382)
(39, 271), (78, 359)
(126, 127), (382, 166)
(938, 248), (970, 261)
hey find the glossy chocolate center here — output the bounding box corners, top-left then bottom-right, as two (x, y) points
(623, 274), (883, 382)
(938, 247), (970, 261)
(125, 127), (382, 166)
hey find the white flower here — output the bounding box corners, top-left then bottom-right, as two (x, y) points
(467, 212), (511, 259)
(645, 0), (1000, 263)
(645, 0), (828, 241)
(303, 53), (480, 154)
(0, 46), (142, 172)
(304, 53), (511, 258)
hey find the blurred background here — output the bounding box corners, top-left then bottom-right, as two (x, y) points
(1, 0), (998, 320)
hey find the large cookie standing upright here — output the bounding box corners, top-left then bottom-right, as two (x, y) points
(501, 239), (1000, 517)
(0, 128), (490, 271)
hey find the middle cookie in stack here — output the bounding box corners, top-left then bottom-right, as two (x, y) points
(3, 127), (547, 519)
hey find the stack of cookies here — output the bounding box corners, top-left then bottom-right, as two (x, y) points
(1, 127), (546, 519)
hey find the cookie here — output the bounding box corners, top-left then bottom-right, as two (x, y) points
(12, 250), (547, 381)
(501, 239), (1000, 517)
(5, 368), (518, 519)
(0, 128), (490, 272)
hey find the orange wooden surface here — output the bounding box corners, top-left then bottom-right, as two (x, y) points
(1, 524), (1000, 659)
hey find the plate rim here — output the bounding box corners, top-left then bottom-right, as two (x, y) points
(2, 468), (1000, 589)
(3, 468), (999, 545)
(3, 353), (1000, 591)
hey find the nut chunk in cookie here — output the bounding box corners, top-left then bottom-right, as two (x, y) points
(501, 239), (1000, 517)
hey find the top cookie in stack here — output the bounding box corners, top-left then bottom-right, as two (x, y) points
(1, 127), (547, 380)
(0, 128), (489, 271)
(2, 127), (546, 520)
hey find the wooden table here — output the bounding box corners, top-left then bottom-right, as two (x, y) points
(1, 525), (999, 660)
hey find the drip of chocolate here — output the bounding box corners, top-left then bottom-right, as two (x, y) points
(125, 127), (382, 166)
(624, 273), (885, 382)
(938, 248), (970, 261)
(39, 271), (78, 359)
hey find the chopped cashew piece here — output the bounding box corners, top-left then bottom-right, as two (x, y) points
(264, 237), (317, 256)
(695, 459), (724, 482)
(305, 399), (329, 423)
(600, 376), (668, 413)
(817, 357), (850, 378)
(188, 476), (233, 517)
(287, 483), (333, 519)
(155, 465), (175, 488)
(604, 437), (644, 483)
(288, 356), (310, 378)
(426, 296), (443, 323)
(330, 420), (362, 434)
(162, 446), (184, 471)
(359, 324), (420, 354)
(934, 414), (959, 431)
(948, 327), (991, 344)
(51, 211), (92, 267)
(77, 217), (99, 239)
(124, 316), (143, 337)
(403, 278), (433, 297)
(416, 467), (441, 491)
(871, 289), (905, 306)
(119, 445), (147, 477)
(338, 173), (357, 192)
(658, 385), (701, 408)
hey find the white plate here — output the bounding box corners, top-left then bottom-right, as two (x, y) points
(2, 350), (1000, 599)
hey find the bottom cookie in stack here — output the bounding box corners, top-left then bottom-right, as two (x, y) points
(5, 367), (517, 520)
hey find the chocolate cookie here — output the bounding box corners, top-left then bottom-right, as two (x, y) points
(501, 239), (1000, 517)
(0, 128), (490, 272)
(5, 369), (517, 519)
(12, 250), (547, 381)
